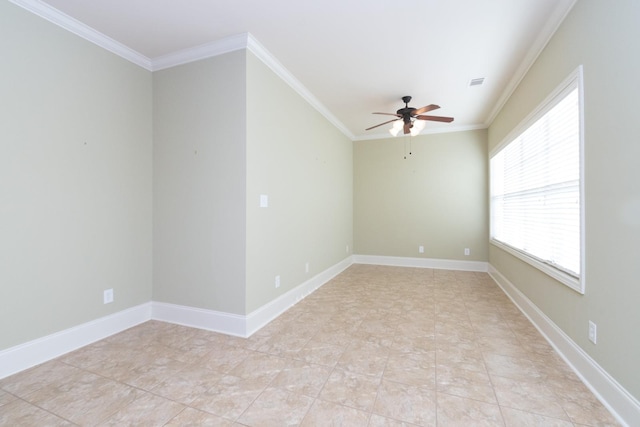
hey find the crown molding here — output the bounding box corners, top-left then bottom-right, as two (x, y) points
(9, 0), (153, 70)
(245, 34), (355, 140)
(151, 32), (353, 139)
(10, 0), (577, 140)
(151, 33), (249, 72)
(484, 0), (578, 127)
(10, 1), (354, 139)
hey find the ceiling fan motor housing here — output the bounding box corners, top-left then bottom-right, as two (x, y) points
(398, 95), (415, 124)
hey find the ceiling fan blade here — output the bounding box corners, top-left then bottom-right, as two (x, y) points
(373, 112), (401, 117)
(412, 104), (440, 115)
(365, 118), (401, 131)
(415, 115), (454, 123)
(404, 122), (412, 134)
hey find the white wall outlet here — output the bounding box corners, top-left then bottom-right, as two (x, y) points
(346, 245), (349, 253)
(305, 262), (309, 273)
(588, 320), (597, 344)
(103, 288), (114, 304)
(418, 245), (424, 253)
(259, 194), (269, 207)
(275, 275), (280, 288)
(464, 248), (470, 256)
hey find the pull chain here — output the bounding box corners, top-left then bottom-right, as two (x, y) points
(403, 135), (413, 159)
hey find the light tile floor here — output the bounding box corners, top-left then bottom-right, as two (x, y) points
(0, 265), (620, 426)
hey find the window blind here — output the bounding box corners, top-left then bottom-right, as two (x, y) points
(490, 85), (581, 280)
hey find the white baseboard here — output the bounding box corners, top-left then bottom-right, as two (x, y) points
(0, 258), (353, 380)
(245, 256), (353, 336)
(5, 258), (636, 427)
(353, 254), (488, 272)
(488, 264), (640, 427)
(151, 301), (247, 337)
(152, 257), (354, 338)
(0, 303), (151, 380)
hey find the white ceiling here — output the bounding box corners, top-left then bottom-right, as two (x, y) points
(15, 0), (576, 140)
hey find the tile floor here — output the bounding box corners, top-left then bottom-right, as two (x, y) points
(0, 265), (620, 426)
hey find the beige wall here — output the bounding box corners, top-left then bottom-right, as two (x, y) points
(488, 0), (640, 400)
(152, 50), (353, 316)
(0, 2), (153, 349)
(1, 0), (353, 349)
(152, 52), (247, 315)
(354, 130), (488, 261)
(245, 52), (353, 313)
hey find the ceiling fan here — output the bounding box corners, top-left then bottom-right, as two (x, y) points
(365, 96), (454, 136)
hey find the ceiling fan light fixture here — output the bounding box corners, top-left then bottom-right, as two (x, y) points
(410, 119), (426, 136)
(389, 119), (403, 136)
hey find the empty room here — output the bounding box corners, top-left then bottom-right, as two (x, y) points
(1, 0), (638, 425)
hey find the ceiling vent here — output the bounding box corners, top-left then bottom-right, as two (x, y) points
(469, 77), (485, 87)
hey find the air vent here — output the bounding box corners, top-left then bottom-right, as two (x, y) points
(469, 77), (485, 87)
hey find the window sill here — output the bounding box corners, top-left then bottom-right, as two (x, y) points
(490, 239), (584, 294)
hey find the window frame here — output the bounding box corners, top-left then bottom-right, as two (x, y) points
(489, 66), (585, 294)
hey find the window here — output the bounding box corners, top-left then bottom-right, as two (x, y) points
(490, 66), (584, 293)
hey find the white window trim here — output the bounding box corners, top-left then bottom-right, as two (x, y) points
(490, 65), (585, 294)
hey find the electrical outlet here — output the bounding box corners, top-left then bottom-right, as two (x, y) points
(275, 275), (280, 288)
(305, 262), (309, 273)
(419, 245), (424, 253)
(588, 321), (597, 344)
(346, 245), (349, 253)
(103, 289), (114, 304)
(464, 248), (470, 256)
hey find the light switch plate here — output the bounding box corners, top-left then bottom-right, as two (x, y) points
(103, 289), (114, 304)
